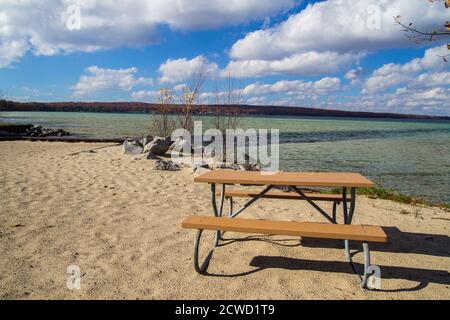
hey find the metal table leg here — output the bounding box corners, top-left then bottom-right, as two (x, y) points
(343, 187), (359, 272)
(228, 197), (233, 217)
(210, 183), (225, 246)
(193, 229), (214, 273)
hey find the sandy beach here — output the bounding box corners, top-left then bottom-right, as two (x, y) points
(0, 141), (449, 300)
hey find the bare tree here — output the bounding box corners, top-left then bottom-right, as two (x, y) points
(148, 88), (177, 137)
(395, 0), (450, 61)
(175, 63), (207, 133)
(212, 72), (243, 133)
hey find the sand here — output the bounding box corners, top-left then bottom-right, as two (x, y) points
(0, 141), (449, 300)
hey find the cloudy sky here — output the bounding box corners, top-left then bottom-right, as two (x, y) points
(0, 0), (449, 115)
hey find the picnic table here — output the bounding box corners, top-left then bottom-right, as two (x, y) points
(194, 170), (374, 225)
(186, 170), (386, 288)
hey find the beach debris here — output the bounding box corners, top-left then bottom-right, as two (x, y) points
(143, 136), (172, 155)
(154, 159), (180, 171)
(26, 125), (71, 137)
(123, 140), (144, 154)
(10, 224), (25, 228)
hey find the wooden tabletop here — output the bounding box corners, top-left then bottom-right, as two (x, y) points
(194, 170), (374, 188)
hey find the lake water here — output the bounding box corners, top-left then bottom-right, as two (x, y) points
(2, 111), (450, 204)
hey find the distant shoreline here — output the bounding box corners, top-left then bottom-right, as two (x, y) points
(2, 100), (449, 120)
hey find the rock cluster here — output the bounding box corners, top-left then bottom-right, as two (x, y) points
(123, 140), (144, 155)
(123, 136), (173, 157)
(124, 135), (263, 173)
(26, 126), (71, 137)
(154, 160), (180, 171)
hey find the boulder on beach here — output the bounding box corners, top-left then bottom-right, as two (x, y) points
(139, 135), (154, 147)
(26, 126), (71, 137)
(154, 159), (180, 171)
(194, 166), (212, 176)
(123, 140), (143, 155)
(239, 163), (261, 171)
(169, 137), (191, 155)
(192, 163), (210, 173)
(144, 136), (172, 155)
(213, 162), (240, 170)
(146, 152), (160, 160)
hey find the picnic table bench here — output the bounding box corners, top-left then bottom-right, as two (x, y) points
(183, 170), (387, 289)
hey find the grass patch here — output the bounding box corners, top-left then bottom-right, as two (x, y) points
(0, 122), (17, 127)
(326, 186), (427, 205)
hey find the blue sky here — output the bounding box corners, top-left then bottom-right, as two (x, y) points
(0, 0), (449, 115)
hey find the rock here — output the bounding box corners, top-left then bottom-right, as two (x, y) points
(169, 137), (191, 154)
(191, 145), (204, 155)
(143, 136), (172, 155)
(154, 160), (180, 171)
(214, 162), (226, 169)
(139, 135), (153, 147)
(123, 140), (143, 155)
(236, 152), (261, 171)
(203, 146), (216, 158)
(213, 162), (240, 170)
(239, 163), (261, 171)
(192, 163), (210, 173)
(194, 166), (212, 176)
(25, 125), (71, 137)
(146, 152), (160, 160)
(274, 186), (292, 192)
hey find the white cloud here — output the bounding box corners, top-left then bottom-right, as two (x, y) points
(223, 51), (363, 78)
(230, 0), (448, 60)
(72, 66), (152, 97)
(159, 55), (219, 84)
(321, 86), (450, 115)
(246, 96), (268, 105)
(362, 45), (449, 93)
(0, 0), (295, 67)
(131, 90), (160, 101)
(225, 0), (448, 78)
(0, 40), (29, 68)
(243, 77), (341, 96)
(411, 72), (450, 88)
(385, 87), (450, 114)
(345, 67), (363, 80)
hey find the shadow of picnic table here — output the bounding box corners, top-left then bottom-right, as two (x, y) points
(206, 227), (449, 292)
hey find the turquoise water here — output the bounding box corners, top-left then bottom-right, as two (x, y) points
(2, 111), (450, 204)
